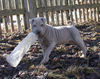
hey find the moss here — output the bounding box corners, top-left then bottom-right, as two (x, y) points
(48, 72), (68, 79)
(65, 66), (80, 79)
(48, 69), (69, 79)
(65, 66), (78, 74)
(48, 72), (65, 79)
(64, 66), (100, 79)
(82, 67), (96, 73)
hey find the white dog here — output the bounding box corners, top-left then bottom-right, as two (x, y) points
(30, 17), (87, 64)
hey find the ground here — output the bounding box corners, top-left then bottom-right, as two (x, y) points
(0, 22), (100, 79)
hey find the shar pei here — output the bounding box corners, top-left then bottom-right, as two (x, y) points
(29, 17), (87, 64)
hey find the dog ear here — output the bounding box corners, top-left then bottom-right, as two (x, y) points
(41, 17), (46, 23)
(29, 18), (34, 24)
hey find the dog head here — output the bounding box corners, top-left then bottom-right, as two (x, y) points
(29, 17), (47, 36)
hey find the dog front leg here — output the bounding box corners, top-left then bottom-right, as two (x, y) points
(40, 42), (56, 64)
(41, 45), (46, 56)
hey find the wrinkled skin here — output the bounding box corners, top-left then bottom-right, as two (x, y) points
(30, 17), (87, 64)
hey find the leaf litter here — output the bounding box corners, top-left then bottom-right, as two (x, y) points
(0, 22), (100, 79)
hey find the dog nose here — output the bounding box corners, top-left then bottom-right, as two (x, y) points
(36, 31), (41, 34)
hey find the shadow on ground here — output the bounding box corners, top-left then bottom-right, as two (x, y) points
(0, 22), (100, 79)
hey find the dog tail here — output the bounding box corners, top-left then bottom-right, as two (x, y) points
(67, 20), (75, 26)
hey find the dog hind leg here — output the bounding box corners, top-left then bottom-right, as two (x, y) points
(67, 27), (87, 57)
(74, 36), (87, 58)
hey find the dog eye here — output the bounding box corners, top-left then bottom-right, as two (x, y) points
(41, 24), (44, 27)
(33, 25), (36, 27)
